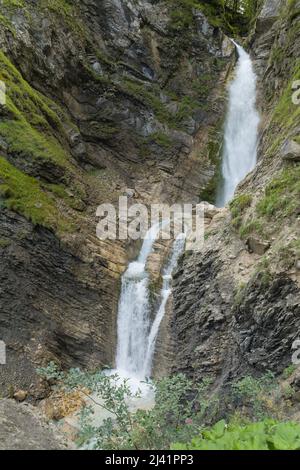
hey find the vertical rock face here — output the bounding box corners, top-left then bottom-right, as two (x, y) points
(0, 1), (232, 395)
(171, 0), (300, 387)
(0, 399), (71, 449)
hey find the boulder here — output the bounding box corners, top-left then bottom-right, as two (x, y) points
(246, 237), (271, 256)
(281, 139), (300, 162)
(13, 390), (28, 402)
(0, 399), (71, 450)
(256, 0), (282, 34)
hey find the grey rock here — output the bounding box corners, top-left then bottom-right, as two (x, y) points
(0, 399), (71, 450)
(281, 140), (300, 162)
(92, 61), (103, 75)
(246, 237), (271, 255)
(256, 0), (282, 33)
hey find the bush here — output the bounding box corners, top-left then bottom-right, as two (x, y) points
(37, 365), (297, 450)
(172, 419), (300, 450)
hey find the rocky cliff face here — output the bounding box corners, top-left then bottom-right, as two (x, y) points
(0, 0), (232, 396)
(170, 0), (300, 388)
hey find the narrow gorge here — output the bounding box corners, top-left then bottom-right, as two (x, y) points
(0, 0), (300, 452)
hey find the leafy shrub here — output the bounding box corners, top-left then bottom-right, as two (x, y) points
(37, 366), (219, 450)
(172, 419), (300, 450)
(37, 365), (296, 450)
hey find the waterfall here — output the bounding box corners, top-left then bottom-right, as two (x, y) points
(116, 223), (161, 378)
(115, 226), (185, 382)
(142, 233), (186, 378)
(216, 43), (260, 207)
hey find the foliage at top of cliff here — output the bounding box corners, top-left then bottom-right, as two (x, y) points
(168, 0), (263, 35)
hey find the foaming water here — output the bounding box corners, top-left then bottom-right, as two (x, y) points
(142, 233), (186, 378)
(113, 225), (185, 395)
(216, 43), (260, 207)
(115, 223), (161, 378)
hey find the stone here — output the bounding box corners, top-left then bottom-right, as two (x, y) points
(200, 202), (220, 220)
(256, 0), (282, 33)
(0, 399), (71, 450)
(246, 237), (271, 256)
(71, 142), (87, 159)
(281, 140), (300, 162)
(222, 36), (235, 58)
(13, 390), (28, 402)
(124, 188), (135, 198)
(92, 61), (102, 75)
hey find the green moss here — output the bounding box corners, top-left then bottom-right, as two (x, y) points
(198, 122), (224, 203)
(166, 0), (254, 36)
(120, 78), (175, 127)
(147, 132), (173, 149)
(230, 194), (253, 225)
(0, 121), (69, 167)
(39, 0), (86, 38)
(1, 0), (25, 8)
(256, 166), (300, 219)
(273, 62), (300, 130)
(230, 194), (253, 214)
(0, 51), (73, 170)
(239, 219), (263, 239)
(0, 13), (15, 33)
(0, 51), (64, 131)
(0, 237), (11, 248)
(0, 156), (72, 231)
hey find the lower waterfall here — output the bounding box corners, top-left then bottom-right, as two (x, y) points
(115, 227), (185, 386)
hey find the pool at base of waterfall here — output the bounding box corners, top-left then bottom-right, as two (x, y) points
(61, 369), (155, 449)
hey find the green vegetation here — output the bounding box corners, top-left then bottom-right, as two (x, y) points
(0, 50), (85, 231)
(172, 420), (300, 450)
(273, 62), (300, 130)
(147, 132), (173, 149)
(166, 0), (263, 35)
(229, 193), (253, 232)
(37, 364), (297, 450)
(0, 156), (72, 231)
(199, 119), (224, 203)
(0, 51), (71, 168)
(231, 165), (300, 239)
(0, 121), (69, 167)
(283, 365), (297, 380)
(1, 0), (25, 9)
(257, 166), (300, 219)
(0, 237), (11, 248)
(230, 193), (253, 218)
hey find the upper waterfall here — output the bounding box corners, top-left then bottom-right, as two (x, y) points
(216, 43), (260, 207)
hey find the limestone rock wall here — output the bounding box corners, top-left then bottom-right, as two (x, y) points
(171, 0), (300, 388)
(0, 1), (232, 395)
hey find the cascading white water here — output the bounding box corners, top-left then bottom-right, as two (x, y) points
(216, 42), (260, 207)
(114, 42), (260, 388)
(142, 233), (186, 378)
(116, 223), (161, 378)
(115, 225), (185, 383)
